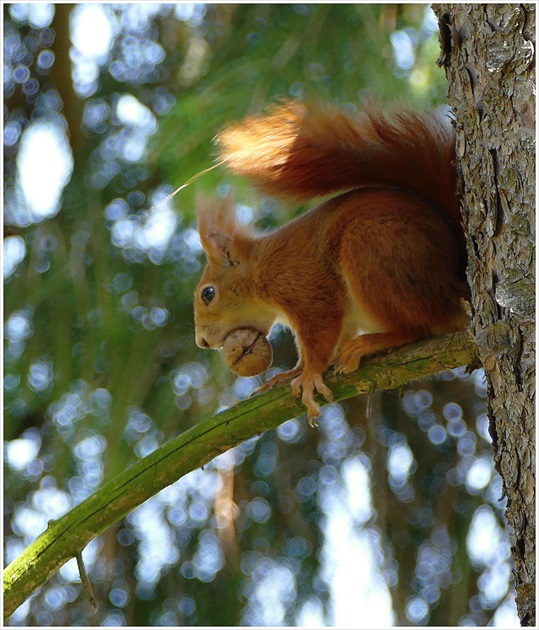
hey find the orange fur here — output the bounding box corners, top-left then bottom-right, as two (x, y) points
(195, 101), (469, 425)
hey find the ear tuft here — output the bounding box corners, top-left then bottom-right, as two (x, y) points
(196, 190), (252, 264)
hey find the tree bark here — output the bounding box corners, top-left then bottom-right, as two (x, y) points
(434, 4), (535, 626)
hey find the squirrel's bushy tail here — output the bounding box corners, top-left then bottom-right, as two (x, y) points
(216, 100), (461, 241)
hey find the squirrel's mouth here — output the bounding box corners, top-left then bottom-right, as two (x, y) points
(195, 334), (225, 350)
(195, 326), (233, 350)
(196, 322), (272, 351)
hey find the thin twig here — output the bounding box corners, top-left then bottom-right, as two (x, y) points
(76, 552), (98, 615)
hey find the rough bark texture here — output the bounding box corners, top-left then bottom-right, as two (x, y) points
(434, 4), (535, 626)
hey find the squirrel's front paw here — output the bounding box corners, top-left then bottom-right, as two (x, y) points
(251, 366), (303, 397)
(291, 371), (333, 427)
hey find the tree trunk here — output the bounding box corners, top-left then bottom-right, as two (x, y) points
(434, 4), (535, 626)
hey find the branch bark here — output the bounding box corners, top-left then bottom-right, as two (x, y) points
(3, 330), (478, 620)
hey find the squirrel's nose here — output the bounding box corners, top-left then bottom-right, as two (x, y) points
(197, 336), (210, 348)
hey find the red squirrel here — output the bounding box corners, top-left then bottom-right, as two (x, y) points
(194, 101), (469, 425)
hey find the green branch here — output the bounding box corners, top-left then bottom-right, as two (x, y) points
(3, 330), (478, 620)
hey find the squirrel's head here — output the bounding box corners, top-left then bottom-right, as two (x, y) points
(194, 194), (276, 349)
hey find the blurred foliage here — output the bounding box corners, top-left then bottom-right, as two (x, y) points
(4, 3), (516, 627)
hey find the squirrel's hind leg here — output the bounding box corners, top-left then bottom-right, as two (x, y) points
(336, 331), (423, 374)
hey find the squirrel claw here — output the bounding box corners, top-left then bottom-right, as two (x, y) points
(335, 357), (361, 375)
(251, 367), (303, 397)
(335, 347), (363, 374)
(250, 381), (272, 397)
(308, 414), (319, 428)
(290, 371), (333, 428)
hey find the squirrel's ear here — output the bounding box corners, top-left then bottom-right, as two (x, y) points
(205, 231), (240, 267)
(196, 192), (244, 265)
(196, 192), (234, 237)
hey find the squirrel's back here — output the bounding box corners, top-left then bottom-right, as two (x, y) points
(216, 101), (464, 271)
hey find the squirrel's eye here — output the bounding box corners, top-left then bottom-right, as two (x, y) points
(201, 286), (216, 305)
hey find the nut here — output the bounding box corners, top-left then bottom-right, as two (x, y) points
(223, 328), (273, 377)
